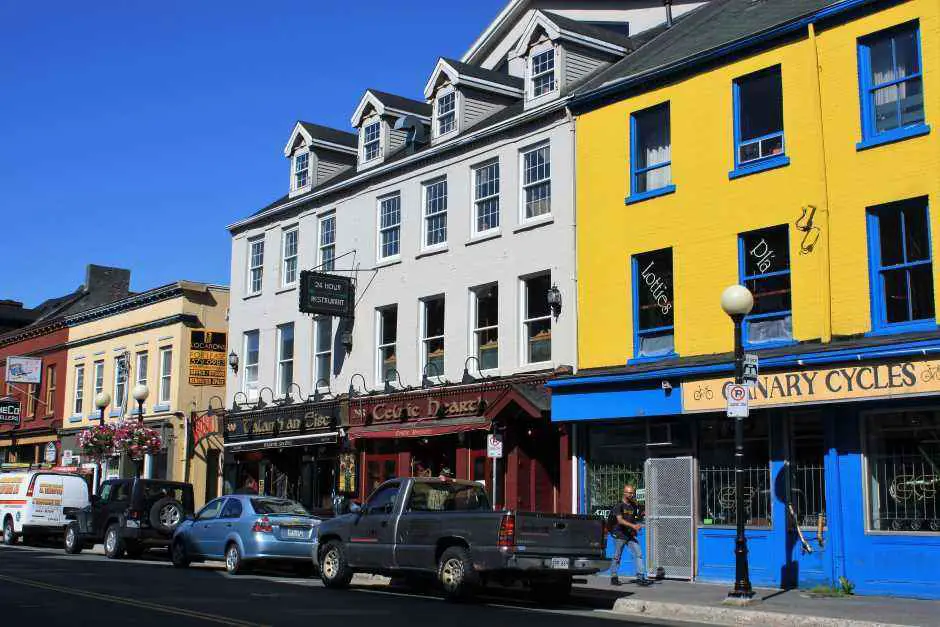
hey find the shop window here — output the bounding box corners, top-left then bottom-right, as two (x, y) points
(522, 273), (551, 364)
(699, 415), (771, 527)
(376, 306), (398, 384)
(473, 283), (498, 371)
(867, 197), (934, 333)
(318, 213), (336, 271)
(628, 103), (673, 203)
(740, 225), (793, 346)
(732, 65), (787, 177)
(866, 411), (940, 533)
(276, 323), (295, 397)
(421, 296), (445, 380)
(242, 331), (260, 401)
(789, 413), (826, 528)
(632, 248), (675, 360)
(313, 317), (332, 388)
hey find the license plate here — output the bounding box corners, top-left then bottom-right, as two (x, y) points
(551, 557), (570, 569)
(285, 528), (306, 539)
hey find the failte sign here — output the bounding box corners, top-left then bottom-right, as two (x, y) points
(0, 398), (21, 425)
(299, 271), (355, 318)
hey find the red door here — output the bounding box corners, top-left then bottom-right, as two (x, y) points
(362, 453), (397, 498)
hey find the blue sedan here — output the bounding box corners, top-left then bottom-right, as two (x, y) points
(170, 494), (320, 575)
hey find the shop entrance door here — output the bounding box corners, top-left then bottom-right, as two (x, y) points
(644, 456), (695, 580)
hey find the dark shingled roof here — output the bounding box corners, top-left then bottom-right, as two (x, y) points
(542, 11), (635, 50)
(440, 57), (524, 91)
(299, 121), (357, 148)
(575, 0), (843, 96)
(367, 89), (432, 117)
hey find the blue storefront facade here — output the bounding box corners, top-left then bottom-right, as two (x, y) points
(549, 336), (940, 599)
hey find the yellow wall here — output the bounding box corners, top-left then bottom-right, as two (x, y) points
(576, 0), (939, 369)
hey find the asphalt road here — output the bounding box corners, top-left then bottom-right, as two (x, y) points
(0, 544), (707, 627)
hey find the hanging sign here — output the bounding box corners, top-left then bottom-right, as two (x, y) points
(743, 354), (759, 388)
(0, 398), (21, 425)
(5, 356), (42, 384)
(487, 434), (503, 459)
(44, 442), (57, 464)
(188, 330), (227, 387)
(299, 271), (355, 318)
(726, 384), (749, 417)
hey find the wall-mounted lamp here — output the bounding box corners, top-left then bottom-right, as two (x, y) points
(547, 283), (563, 319)
(422, 362), (443, 389)
(206, 395), (224, 417)
(348, 373), (368, 397)
(384, 369), (405, 394)
(312, 379), (331, 403)
(279, 383), (302, 405)
(231, 391), (248, 412)
(228, 350), (239, 374)
(462, 356), (482, 384)
(255, 387), (275, 410)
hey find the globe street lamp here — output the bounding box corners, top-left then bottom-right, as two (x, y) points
(94, 392), (111, 427)
(132, 384), (149, 424)
(720, 284), (755, 604)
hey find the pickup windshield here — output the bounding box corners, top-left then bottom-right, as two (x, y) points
(408, 482), (490, 512)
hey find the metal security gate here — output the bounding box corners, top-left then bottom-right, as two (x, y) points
(645, 456), (695, 580)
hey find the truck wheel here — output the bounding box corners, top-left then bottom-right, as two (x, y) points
(530, 577), (572, 605)
(171, 539), (190, 568)
(104, 523), (125, 559)
(64, 523), (83, 554)
(319, 541), (353, 589)
(438, 546), (478, 601)
(2, 517), (16, 546)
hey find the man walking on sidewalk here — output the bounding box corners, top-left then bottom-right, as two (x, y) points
(610, 484), (648, 586)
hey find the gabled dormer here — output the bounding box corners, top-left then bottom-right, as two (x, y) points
(511, 10), (632, 109)
(350, 90), (432, 170)
(423, 57), (524, 143)
(283, 122), (358, 197)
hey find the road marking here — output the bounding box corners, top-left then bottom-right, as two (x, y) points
(0, 574), (269, 627)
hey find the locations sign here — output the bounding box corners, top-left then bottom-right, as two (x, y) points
(188, 330), (227, 387)
(0, 398), (21, 425)
(299, 271), (354, 318)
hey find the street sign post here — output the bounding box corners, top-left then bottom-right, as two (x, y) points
(487, 434), (503, 459)
(743, 353), (759, 388)
(726, 384), (749, 418)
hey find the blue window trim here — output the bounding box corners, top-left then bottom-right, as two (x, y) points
(629, 251), (677, 364)
(730, 66), (788, 179)
(866, 200), (938, 335)
(153, 403), (170, 413)
(627, 103), (675, 204)
(738, 226), (796, 350)
(856, 21), (928, 150)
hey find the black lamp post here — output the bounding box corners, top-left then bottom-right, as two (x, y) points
(721, 284), (755, 604)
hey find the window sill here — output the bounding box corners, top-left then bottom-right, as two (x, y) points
(856, 124), (930, 151)
(625, 185), (676, 205)
(275, 285), (297, 295)
(375, 256), (402, 269)
(109, 409), (123, 418)
(866, 320), (939, 337)
(466, 230), (502, 246)
(416, 246), (448, 260)
(69, 414), (84, 424)
(152, 403), (170, 413)
(628, 351), (678, 366)
(243, 292), (262, 301)
(516, 361), (554, 374)
(513, 216), (553, 234)
(743, 338), (797, 351)
(728, 155), (790, 180)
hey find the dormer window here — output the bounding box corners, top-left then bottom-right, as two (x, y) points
(436, 90), (456, 136)
(363, 121), (382, 162)
(293, 152), (309, 189)
(531, 47), (556, 98)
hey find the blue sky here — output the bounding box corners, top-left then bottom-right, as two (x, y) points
(0, 0), (506, 306)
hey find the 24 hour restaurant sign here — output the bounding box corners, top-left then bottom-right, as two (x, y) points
(682, 358), (940, 412)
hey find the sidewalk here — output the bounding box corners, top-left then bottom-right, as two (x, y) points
(575, 575), (940, 627)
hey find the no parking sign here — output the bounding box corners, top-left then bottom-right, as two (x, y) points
(726, 383), (749, 418)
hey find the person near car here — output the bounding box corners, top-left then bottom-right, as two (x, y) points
(235, 475), (259, 495)
(610, 484), (648, 586)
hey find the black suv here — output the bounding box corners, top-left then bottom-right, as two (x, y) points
(64, 478), (195, 559)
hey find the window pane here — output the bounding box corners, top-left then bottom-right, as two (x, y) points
(525, 274), (550, 319)
(425, 299), (444, 337)
(381, 347), (397, 382)
(477, 328), (499, 370)
(477, 286), (497, 328)
(869, 34), (896, 84)
(738, 68), (783, 141)
(523, 147), (550, 185)
(747, 274), (792, 315)
(634, 249), (674, 331)
(742, 226), (790, 277)
(426, 338), (444, 375)
(475, 162), (499, 199)
(316, 319), (332, 352)
(883, 268), (910, 323)
(380, 309), (397, 345)
(635, 106), (670, 170)
(903, 203), (930, 262)
(699, 416), (771, 527)
(894, 28), (920, 78)
(878, 208), (904, 266)
(899, 78), (925, 128)
(315, 354), (330, 382)
(638, 331), (674, 358)
(873, 84), (900, 133)
(279, 325), (294, 361)
(477, 198), (500, 232)
(909, 264), (935, 321)
(526, 319), (552, 363)
(747, 315), (793, 345)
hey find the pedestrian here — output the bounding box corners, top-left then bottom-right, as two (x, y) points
(609, 484), (648, 586)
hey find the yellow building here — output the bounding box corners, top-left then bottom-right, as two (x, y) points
(60, 281), (229, 507)
(549, 0), (940, 598)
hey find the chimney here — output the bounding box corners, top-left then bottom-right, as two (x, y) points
(664, 0), (674, 27)
(84, 264), (131, 302)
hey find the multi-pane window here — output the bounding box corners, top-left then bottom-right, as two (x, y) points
(363, 121), (381, 161)
(73, 364), (85, 415)
(158, 348), (172, 404)
(522, 273), (552, 364)
(113, 356), (128, 412)
(868, 197), (934, 330)
(318, 214), (335, 271)
(377, 306), (398, 383)
(424, 178), (448, 247)
(26, 383), (36, 417)
(740, 225), (792, 345)
(422, 297), (445, 378)
(243, 331), (260, 401)
(437, 91), (456, 136)
(531, 48), (556, 97)
(93, 360), (105, 400)
(473, 161), (500, 234)
(378, 194), (401, 259)
(522, 144), (551, 219)
(135, 352), (148, 388)
(858, 22), (926, 142)
(44, 365), (55, 415)
(294, 152), (309, 189)
(248, 238), (264, 294)
(633, 248), (675, 359)
(314, 317), (332, 388)
(282, 227), (298, 286)
(631, 103), (672, 195)
(276, 323), (295, 396)
(473, 284), (498, 370)
(734, 66), (785, 166)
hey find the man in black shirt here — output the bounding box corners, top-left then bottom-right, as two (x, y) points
(610, 484), (648, 586)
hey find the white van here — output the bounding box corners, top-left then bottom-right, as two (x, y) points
(0, 471), (91, 545)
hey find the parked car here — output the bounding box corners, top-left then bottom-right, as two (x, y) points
(313, 477), (609, 602)
(170, 495), (321, 575)
(63, 478), (194, 558)
(1, 470), (91, 545)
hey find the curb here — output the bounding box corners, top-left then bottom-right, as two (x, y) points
(611, 598), (913, 627)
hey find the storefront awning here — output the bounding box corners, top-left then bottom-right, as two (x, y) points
(348, 417), (490, 441)
(223, 431), (338, 453)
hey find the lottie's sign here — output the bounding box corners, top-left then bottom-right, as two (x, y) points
(683, 359), (940, 412)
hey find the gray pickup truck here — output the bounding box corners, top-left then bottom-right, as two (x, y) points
(313, 477), (609, 601)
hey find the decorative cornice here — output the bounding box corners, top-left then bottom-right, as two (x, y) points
(67, 313), (200, 351)
(0, 318), (66, 348)
(65, 284), (186, 327)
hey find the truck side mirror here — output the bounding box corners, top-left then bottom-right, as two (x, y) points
(349, 502), (362, 515)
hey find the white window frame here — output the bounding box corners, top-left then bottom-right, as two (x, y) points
(520, 142), (552, 222)
(293, 151), (310, 190)
(276, 323), (294, 397)
(528, 43), (557, 100)
(93, 360), (105, 399)
(520, 272), (553, 366)
(242, 330), (260, 401)
(135, 352), (148, 388)
(73, 364), (85, 415)
(422, 177), (448, 250)
(318, 213), (336, 271)
(247, 237), (264, 295)
(377, 193), (402, 261)
(158, 347), (172, 405)
(471, 284), (499, 372)
(362, 120), (382, 162)
(421, 296), (446, 381)
(435, 87), (457, 138)
(471, 159), (500, 236)
(113, 357), (128, 413)
(281, 226), (299, 287)
(376, 306), (398, 386)
(313, 317), (332, 389)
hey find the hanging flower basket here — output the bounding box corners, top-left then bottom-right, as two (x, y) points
(113, 420), (163, 461)
(77, 424), (117, 463)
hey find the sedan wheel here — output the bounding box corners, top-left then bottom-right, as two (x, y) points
(225, 543), (243, 575)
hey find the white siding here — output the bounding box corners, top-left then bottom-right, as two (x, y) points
(387, 123), (409, 155)
(564, 44), (613, 91)
(461, 87), (515, 130)
(316, 154), (354, 186)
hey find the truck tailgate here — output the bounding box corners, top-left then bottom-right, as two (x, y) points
(514, 512), (605, 556)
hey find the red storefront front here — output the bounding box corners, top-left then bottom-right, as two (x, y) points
(346, 375), (572, 513)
